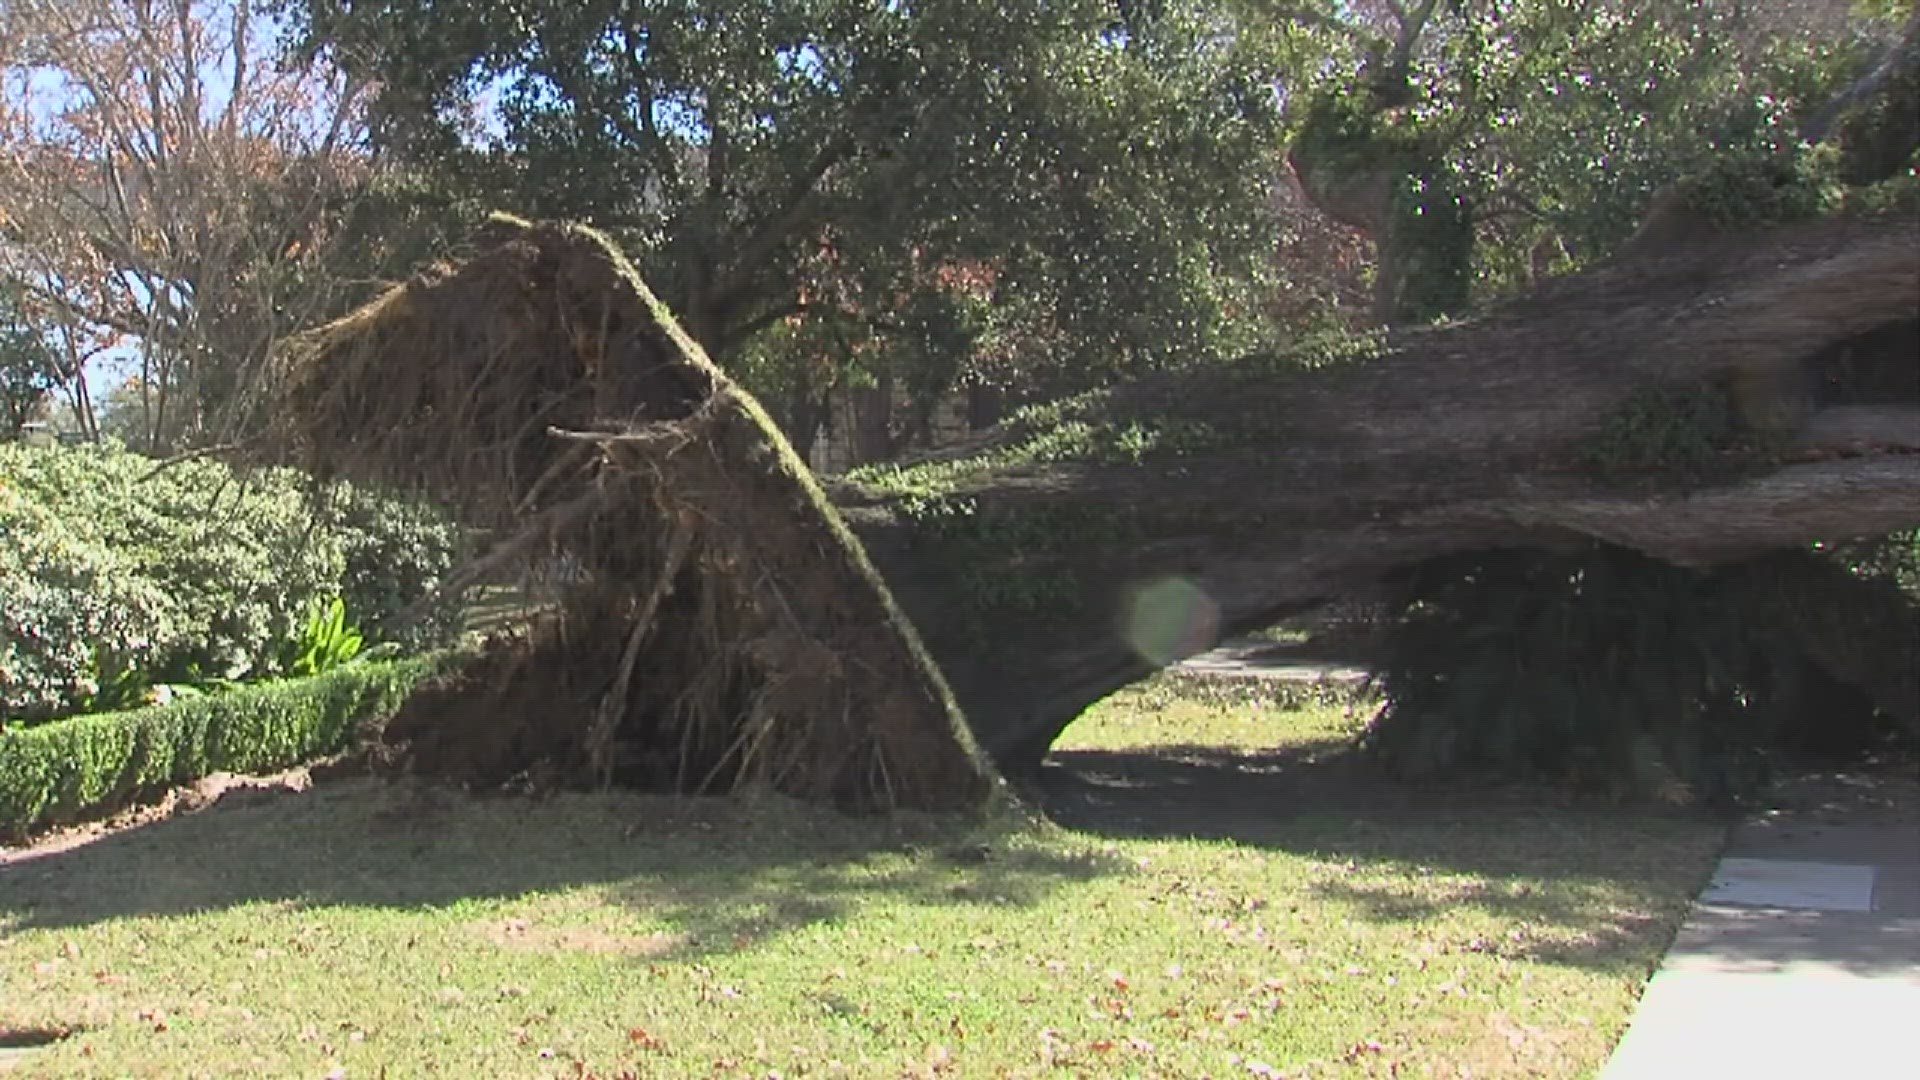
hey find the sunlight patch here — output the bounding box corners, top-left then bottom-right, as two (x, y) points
(1702, 858), (1877, 912)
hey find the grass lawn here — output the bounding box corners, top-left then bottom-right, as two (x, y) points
(0, 677), (1725, 1078)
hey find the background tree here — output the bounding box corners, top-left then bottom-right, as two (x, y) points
(0, 289), (60, 437)
(281, 0), (1303, 453)
(1272, 0), (1917, 323)
(0, 0), (379, 451)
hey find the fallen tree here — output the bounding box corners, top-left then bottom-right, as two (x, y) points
(263, 216), (991, 810)
(259, 209), (1918, 797)
(838, 211), (1920, 771)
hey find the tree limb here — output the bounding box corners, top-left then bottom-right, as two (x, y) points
(1800, 7), (1920, 146)
(1406, 455), (1920, 567)
(838, 212), (1920, 768)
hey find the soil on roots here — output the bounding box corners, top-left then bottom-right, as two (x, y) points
(259, 215), (991, 810)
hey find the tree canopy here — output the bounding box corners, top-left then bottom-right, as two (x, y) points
(281, 0), (1301, 432)
(0, 289), (58, 437)
(1274, 0), (1919, 321)
(7, 0), (1915, 452)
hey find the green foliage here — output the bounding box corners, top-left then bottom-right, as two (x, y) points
(1363, 543), (1909, 802)
(1365, 547), (1765, 800)
(1287, 327), (1391, 371)
(1387, 170), (1475, 322)
(1827, 528), (1920, 598)
(277, 597), (365, 679)
(0, 655), (448, 839)
(851, 416), (1207, 496)
(1291, 88), (1473, 321)
(0, 443), (465, 723)
(285, 0), (1289, 418)
(850, 328), (1393, 495)
(1582, 383), (1741, 474)
(1285, 1), (1908, 305)
(318, 480), (468, 649)
(899, 501), (1147, 650)
(1841, 151), (1920, 213)
(0, 289), (59, 437)
(0, 474), (182, 721)
(2, 444), (346, 689)
(1668, 145), (1847, 229)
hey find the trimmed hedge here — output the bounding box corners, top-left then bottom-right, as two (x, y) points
(0, 654), (452, 840)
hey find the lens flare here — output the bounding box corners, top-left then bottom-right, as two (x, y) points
(1123, 576), (1220, 666)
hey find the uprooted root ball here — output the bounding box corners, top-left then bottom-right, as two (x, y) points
(262, 215), (991, 810)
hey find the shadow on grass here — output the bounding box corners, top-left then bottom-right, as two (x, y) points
(1034, 744), (1726, 975)
(0, 741), (1727, 979)
(0, 778), (1115, 959)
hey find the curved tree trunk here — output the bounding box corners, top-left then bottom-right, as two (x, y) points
(259, 212), (1918, 799)
(833, 214), (1920, 771)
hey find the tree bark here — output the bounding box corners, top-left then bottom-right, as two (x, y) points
(832, 214), (1920, 772)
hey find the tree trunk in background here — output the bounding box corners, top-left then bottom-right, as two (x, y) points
(850, 373), (893, 466)
(782, 392), (829, 470)
(967, 385), (1004, 432)
(832, 214), (1920, 772)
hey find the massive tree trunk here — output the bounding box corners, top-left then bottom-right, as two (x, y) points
(831, 213), (1920, 771)
(258, 211), (1916, 800)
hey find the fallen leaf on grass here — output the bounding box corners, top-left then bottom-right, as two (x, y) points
(1341, 1040), (1385, 1063)
(628, 1028), (667, 1052)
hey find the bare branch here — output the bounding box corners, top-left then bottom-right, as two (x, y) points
(0, 0), (375, 449)
(1386, 0), (1441, 77)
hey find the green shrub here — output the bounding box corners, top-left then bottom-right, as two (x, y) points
(1361, 543), (1912, 802)
(1829, 528), (1920, 597)
(1671, 145), (1844, 229)
(318, 480), (467, 649)
(0, 654), (449, 839)
(1, 443), (466, 721)
(277, 597), (365, 678)
(1583, 383), (1740, 474)
(2, 443), (341, 686)
(0, 480), (181, 718)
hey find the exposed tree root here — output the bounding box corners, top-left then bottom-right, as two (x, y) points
(262, 216), (990, 810)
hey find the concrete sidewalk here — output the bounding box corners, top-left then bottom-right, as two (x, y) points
(1174, 637), (1370, 683)
(1602, 804), (1920, 1078)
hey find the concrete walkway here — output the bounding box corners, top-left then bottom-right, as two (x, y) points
(1174, 637), (1371, 683)
(1603, 804), (1920, 1078)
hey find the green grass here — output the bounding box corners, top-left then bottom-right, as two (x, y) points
(0, 685), (1723, 1078)
(1057, 674), (1368, 760)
